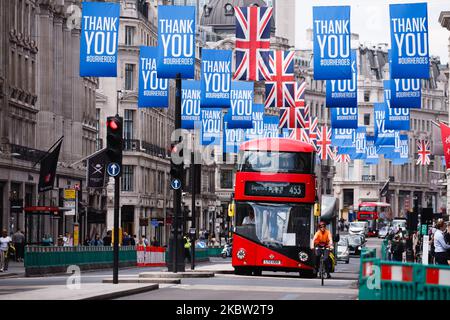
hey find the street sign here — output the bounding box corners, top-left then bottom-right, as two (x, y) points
(107, 163), (121, 177)
(171, 178), (182, 190)
(64, 189), (76, 200)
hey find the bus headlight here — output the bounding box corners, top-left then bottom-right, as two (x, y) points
(298, 251), (309, 262)
(237, 248), (246, 260)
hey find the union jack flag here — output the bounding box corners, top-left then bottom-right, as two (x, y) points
(416, 140), (431, 165)
(264, 50), (295, 108)
(234, 6), (273, 81)
(309, 117), (318, 151)
(295, 81), (306, 108)
(287, 128), (310, 143)
(279, 107), (308, 129)
(317, 125), (333, 161)
(333, 147), (351, 163)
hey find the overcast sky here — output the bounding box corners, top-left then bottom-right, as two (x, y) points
(295, 0), (449, 64)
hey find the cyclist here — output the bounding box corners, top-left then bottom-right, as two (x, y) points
(312, 221), (334, 279)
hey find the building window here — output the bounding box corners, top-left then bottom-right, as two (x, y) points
(124, 109), (134, 140)
(347, 162), (355, 181)
(121, 166), (134, 192)
(125, 64), (135, 90)
(220, 170), (233, 189)
(125, 26), (135, 46)
(364, 91), (370, 102)
(362, 164), (370, 177)
(364, 114), (370, 126)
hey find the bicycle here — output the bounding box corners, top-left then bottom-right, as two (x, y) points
(315, 246), (330, 286)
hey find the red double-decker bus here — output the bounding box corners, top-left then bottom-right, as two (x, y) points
(231, 138), (318, 277)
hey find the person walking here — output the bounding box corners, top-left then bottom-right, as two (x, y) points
(0, 230), (12, 272)
(183, 235), (191, 263)
(433, 220), (450, 265)
(90, 234), (103, 246)
(151, 237), (160, 247)
(130, 235), (137, 246)
(391, 232), (404, 262)
(103, 231), (112, 246)
(62, 233), (71, 247)
(12, 229), (25, 262)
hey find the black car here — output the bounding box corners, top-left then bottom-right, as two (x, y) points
(348, 234), (365, 255)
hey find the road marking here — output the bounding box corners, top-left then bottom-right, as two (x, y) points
(279, 293), (300, 300)
(173, 283), (358, 295)
(216, 274), (356, 282)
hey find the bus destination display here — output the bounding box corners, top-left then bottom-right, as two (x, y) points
(244, 182), (305, 198)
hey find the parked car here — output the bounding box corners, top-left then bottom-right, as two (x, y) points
(348, 234), (365, 255)
(336, 235), (350, 264)
(378, 226), (392, 239)
(349, 221), (369, 236)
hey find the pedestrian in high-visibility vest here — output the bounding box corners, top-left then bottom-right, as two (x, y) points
(184, 235), (191, 263)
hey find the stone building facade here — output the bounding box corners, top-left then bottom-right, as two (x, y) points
(0, 0), (98, 241)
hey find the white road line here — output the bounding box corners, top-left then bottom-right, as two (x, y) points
(173, 284), (358, 295)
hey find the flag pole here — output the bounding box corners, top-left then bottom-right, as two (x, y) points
(32, 136), (64, 168)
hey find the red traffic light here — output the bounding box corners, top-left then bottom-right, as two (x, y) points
(108, 119), (119, 130)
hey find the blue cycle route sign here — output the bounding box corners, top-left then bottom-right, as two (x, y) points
(107, 163), (121, 177)
(171, 179), (182, 190)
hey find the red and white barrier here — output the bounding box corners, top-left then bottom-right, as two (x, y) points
(362, 261), (374, 278)
(381, 264), (413, 282)
(426, 268), (450, 286)
(137, 245), (166, 267)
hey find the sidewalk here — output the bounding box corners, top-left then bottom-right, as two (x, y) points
(0, 261), (25, 278)
(0, 283), (159, 300)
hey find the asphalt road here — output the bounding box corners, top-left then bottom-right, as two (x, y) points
(0, 237), (382, 300)
(117, 241), (371, 301)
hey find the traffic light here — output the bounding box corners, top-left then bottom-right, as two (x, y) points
(106, 116), (123, 166)
(170, 162), (184, 185)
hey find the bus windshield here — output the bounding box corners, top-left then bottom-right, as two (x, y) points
(238, 151), (313, 174)
(235, 202), (312, 248)
(359, 206), (376, 212)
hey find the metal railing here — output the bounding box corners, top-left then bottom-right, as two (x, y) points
(25, 245), (137, 268)
(10, 144), (47, 162)
(359, 247), (450, 300)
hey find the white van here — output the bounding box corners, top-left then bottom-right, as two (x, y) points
(349, 221), (369, 236)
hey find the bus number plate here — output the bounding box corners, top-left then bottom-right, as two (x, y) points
(263, 260), (281, 265)
(245, 182), (305, 198)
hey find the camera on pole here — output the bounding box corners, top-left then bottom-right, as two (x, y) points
(106, 115), (123, 166)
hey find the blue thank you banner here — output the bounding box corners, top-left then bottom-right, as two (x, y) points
(200, 49), (232, 108)
(245, 104), (265, 141)
(365, 136), (379, 165)
(157, 6), (196, 79)
(223, 122), (246, 154)
(80, 2), (120, 77)
(181, 80), (201, 129)
(263, 116), (280, 138)
(201, 108), (222, 146)
(313, 6), (351, 80)
(386, 134), (409, 164)
(349, 127), (367, 160)
(332, 128), (355, 148)
(383, 80), (410, 130)
(389, 78), (421, 109)
(138, 47), (169, 108)
(225, 81), (254, 129)
(326, 49), (357, 107)
(331, 107), (358, 129)
(389, 3), (429, 79)
(374, 103), (396, 147)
